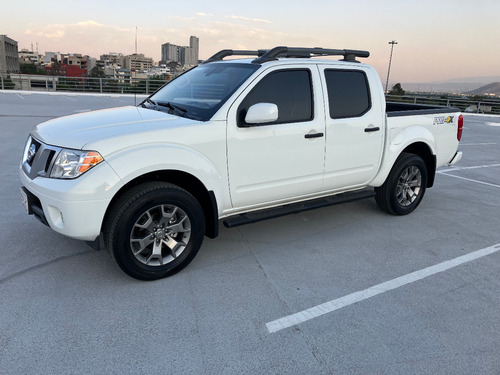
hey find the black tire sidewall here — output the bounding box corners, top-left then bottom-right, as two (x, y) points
(110, 185), (205, 280)
(388, 154), (428, 215)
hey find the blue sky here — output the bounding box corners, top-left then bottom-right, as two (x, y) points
(3, 0), (500, 83)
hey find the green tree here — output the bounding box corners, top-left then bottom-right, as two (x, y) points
(389, 83), (405, 96)
(88, 66), (106, 78)
(20, 63), (48, 75)
(48, 61), (64, 76)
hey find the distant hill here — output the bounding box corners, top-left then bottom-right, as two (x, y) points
(401, 76), (500, 94)
(465, 82), (500, 96)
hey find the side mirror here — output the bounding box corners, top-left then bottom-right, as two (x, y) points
(244, 103), (278, 124)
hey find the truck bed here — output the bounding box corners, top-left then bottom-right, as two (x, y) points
(387, 102), (460, 117)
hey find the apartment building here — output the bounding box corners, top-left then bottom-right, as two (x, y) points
(161, 36), (199, 66)
(0, 35), (20, 74)
(123, 53), (154, 72)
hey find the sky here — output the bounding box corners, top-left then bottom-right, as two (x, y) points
(3, 0), (500, 84)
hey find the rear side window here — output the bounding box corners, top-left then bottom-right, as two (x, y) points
(238, 69), (313, 126)
(324, 70), (371, 119)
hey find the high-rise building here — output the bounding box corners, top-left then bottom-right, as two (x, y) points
(161, 36), (199, 66)
(161, 43), (180, 64)
(189, 36), (199, 65)
(0, 35), (20, 74)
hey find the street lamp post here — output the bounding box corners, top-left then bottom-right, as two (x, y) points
(385, 40), (398, 93)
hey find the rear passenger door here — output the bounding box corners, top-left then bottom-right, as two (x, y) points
(319, 66), (385, 189)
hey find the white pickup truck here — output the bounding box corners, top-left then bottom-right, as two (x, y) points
(20, 46), (463, 280)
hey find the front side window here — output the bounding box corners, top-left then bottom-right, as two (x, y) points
(238, 69), (313, 126)
(325, 70), (371, 119)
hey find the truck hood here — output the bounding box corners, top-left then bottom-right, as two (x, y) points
(32, 106), (198, 151)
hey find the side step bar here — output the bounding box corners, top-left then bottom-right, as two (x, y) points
(223, 189), (375, 228)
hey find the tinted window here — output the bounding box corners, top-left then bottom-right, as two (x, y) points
(325, 70), (371, 119)
(238, 69), (313, 126)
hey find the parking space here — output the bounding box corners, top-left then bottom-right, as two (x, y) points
(1, 92), (499, 374)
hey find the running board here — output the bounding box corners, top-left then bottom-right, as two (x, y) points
(223, 189), (375, 228)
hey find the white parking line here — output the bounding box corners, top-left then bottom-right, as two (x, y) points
(266, 244), (500, 333)
(438, 172), (500, 188)
(438, 163), (500, 173)
(458, 143), (496, 146)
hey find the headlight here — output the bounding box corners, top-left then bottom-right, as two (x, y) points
(50, 149), (104, 179)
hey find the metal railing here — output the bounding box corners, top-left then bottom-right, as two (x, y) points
(1, 74), (170, 95)
(1, 74), (499, 115)
(385, 94), (500, 115)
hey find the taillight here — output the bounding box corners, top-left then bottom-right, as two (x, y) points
(457, 114), (463, 142)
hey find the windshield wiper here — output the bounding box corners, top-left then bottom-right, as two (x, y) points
(156, 101), (188, 115)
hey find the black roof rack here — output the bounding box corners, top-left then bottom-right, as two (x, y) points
(202, 49), (268, 64)
(202, 46), (370, 64)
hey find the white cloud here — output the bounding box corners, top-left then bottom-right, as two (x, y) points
(171, 16), (196, 22)
(226, 16), (272, 24)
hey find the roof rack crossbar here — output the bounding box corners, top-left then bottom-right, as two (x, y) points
(202, 46), (370, 65)
(202, 49), (267, 64)
(252, 46), (370, 64)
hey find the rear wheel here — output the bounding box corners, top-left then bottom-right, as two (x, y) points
(375, 152), (428, 215)
(105, 182), (205, 280)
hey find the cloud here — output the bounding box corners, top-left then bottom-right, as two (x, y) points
(171, 16), (196, 22)
(195, 12), (213, 17)
(22, 21), (141, 57)
(226, 16), (272, 24)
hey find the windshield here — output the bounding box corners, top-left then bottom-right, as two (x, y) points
(145, 63), (260, 121)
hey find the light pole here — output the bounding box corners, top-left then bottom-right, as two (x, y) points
(385, 40), (398, 93)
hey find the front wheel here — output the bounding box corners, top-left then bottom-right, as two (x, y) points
(105, 182), (205, 280)
(375, 152), (428, 215)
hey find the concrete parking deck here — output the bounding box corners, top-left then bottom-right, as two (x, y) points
(1, 91), (499, 374)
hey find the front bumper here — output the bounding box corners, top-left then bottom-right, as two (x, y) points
(20, 161), (123, 241)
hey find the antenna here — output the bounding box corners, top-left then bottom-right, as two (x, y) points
(135, 26), (137, 54)
(385, 40), (398, 93)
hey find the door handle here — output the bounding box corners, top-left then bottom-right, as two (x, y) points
(304, 132), (324, 139)
(364, 127), (380, 133)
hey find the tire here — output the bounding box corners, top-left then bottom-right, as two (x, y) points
(104, 182), (205, 280)
(375, 152), (428, 215)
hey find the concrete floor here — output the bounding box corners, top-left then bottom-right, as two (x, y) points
(1, 91), (499, 374)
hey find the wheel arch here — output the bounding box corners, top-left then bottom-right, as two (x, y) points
(102, 170), (219, 239)
(371, 140), (436, 188)
(402, 142), (436, 187)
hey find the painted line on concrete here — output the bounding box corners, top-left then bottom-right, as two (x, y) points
(438, 172), (500, 188)
(266, 244), (500, 334)
(458, 143), (496, 146)
(438, 163), (500, 173)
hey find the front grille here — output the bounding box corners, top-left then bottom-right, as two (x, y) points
(26, 138), (41, 167)
(44, 150), (56, 173)
(22, 137), (61, 180)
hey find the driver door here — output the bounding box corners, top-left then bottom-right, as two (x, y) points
(226, 66), (326, 210)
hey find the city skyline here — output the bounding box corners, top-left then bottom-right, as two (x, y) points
(2, 0), (500, 84)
